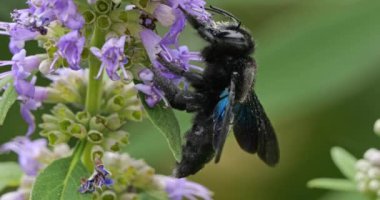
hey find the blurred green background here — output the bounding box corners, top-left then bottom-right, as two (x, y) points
(1, 0), (380, 199)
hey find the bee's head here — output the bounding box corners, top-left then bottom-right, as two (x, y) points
(181, 6), (255, 56)
(209, 22), (255, 55)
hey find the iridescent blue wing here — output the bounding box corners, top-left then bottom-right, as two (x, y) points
(213, 73), (237, 163)
(233, 91), (279, 166)
(213, 90), (234, 163)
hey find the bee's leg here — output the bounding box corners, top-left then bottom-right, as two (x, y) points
(152, 68), (204, 112)
(157, 57), (205, 85)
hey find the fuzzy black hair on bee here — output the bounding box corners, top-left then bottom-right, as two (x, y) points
(153, 6), (279, 178)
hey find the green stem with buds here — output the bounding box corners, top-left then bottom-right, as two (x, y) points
(82, 24), (106, 171)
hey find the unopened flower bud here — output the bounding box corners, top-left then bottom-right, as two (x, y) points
(90, 116), (107, 132)
(39, 59), (53, 75)
(48, 131), (70, 146)
(105, 113), (123, 130)
(75, 111), (91, 125)
(106, 95), (126, 112)
(95, 0), (111, 14)
(91, 145), (104, 161)
(110, 10), (128, 23)
(68, 123), (87, 139)
(59, 119), (74, 133)
(120, 106), (143, 122)
(83, 10), (96, 24)
(51, 104), (76, 120)
(374, 119), (380, 136)
(87, 130), (104, 144)
(356, 160), (371, 172)
(101, 190), (117, 200)
(365, 148), (380, 166)
(97, 15), (112, 31)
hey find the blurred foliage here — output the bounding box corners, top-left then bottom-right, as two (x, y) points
(1, 0), (380, 199)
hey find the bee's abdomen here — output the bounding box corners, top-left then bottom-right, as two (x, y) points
(173, 112), (215, 178)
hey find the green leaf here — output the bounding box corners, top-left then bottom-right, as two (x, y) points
(331, 147), (357, 180)
(0, 162), (23, 192)
(31, 142), (91, 200)
(0, 84), (18, 125)
(139, 94), (182, 162)
(0, 76), (12, 90)
(307, 178), (357, 192)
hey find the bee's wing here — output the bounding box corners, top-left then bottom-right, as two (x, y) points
(213, 74), (238, 163)
(233, 91), (279, 166)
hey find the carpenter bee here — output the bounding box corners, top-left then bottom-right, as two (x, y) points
(152, 6), (279, 178)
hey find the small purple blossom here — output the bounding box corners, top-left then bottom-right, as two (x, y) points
(26, 0), (84, 31)
(0, 22), (39, 54)
(140, 29), (203, 81)
(135, 69), (165, 107)
(168, 0), (211, 24)
(79, 160), (113, 193)
(90, 36), (129, 80)
(156, 175), (213, 200)
(57, 31), (85, 70)
(0, 137), (48, 176)
(54, 0), (85, 30)
(0, 50), (47, 135)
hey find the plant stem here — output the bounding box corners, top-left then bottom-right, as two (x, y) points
(83, 25), (105, 171)
(85, 25), (105, 115)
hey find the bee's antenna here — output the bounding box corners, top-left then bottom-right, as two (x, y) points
(206, 5), (241, 28)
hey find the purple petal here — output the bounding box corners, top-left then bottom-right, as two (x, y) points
(140, 29), (162, 63)
(160, 9), (186, 47)
(154, 4), (176, 27)
(135, 84), (153, 95)
(138, 68), (154, 82)
(21, 100), (37, 136)
(57, 31), (85, 70)
(0, 137), (47, 176)
(90, 47), (102, 58)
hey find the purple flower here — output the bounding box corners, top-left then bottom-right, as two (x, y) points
(140, 29), (179, 81)
(0, 137), (48, 176)
(135, 69), (165, 107)
(53, 0), (85, 30)
(156, 175), (213, 200)
(154, 0), (211, 48)
(0, 22), (39, 54)
(90, 36), (129, 80)
(140, 29), (203, 80)
(10, 0), (84, 36)
(168, 0), (211, 24)
(79, 160), (113, 193)
(0, 50), (47, 135)
(57, 31), (85, 70)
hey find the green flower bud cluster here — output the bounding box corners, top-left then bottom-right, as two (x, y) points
(39, 103), (131, 153)
(45, 69), (143, 121)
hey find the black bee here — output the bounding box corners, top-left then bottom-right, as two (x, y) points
(152, 6), (279, 178)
